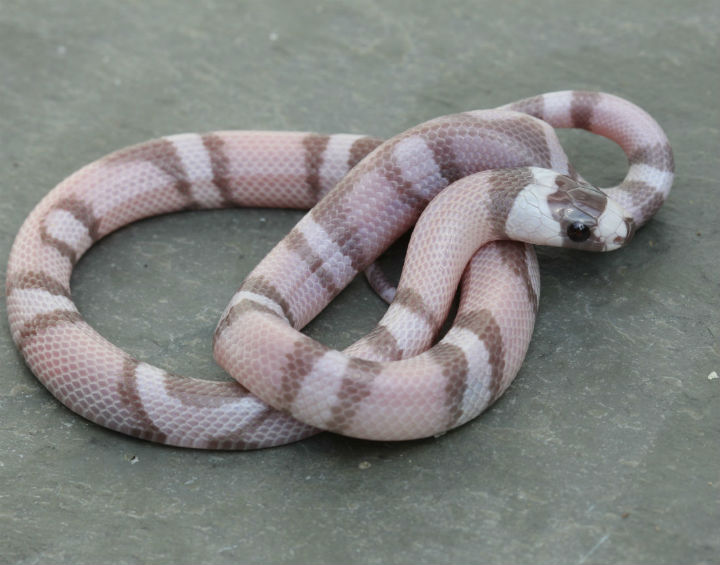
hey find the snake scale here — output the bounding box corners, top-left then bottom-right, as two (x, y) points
(6, 91), (673, 449)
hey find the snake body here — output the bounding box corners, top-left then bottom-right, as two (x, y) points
(6, 91), (673, 449)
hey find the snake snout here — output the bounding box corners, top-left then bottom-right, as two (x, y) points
(596, 200), (635, 251)
(616, 217), (635, 246)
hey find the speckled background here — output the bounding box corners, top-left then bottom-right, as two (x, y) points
(1, 1), (718, 563)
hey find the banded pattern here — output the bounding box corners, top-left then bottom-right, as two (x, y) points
(6, 91), (673, 448)
(500, 91), (674, 226)
(214, 167), (633, 439)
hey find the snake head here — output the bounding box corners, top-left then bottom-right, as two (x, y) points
(505, 167), (635, 251)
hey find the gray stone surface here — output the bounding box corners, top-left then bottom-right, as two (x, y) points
(1, 1), (718, 563)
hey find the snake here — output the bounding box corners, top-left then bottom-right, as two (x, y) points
(5, 91), (674, 449)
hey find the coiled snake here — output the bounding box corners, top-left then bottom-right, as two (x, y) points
(6, 91), (673, 449)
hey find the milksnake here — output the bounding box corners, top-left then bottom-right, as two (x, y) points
(6, 91), (674, 449)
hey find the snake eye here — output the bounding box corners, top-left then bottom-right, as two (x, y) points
(567, 222), (591, 242)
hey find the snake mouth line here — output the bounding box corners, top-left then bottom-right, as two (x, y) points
(618, 218), (636, 246)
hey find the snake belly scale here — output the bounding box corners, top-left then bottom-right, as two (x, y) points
(5, 91), (673, 449)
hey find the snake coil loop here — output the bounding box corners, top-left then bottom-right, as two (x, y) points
(6, 91), (673, 449)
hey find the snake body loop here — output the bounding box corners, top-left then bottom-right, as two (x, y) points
(6, 91), (673, 449)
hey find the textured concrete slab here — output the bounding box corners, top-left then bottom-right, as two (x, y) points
(1, 1), (718, 563)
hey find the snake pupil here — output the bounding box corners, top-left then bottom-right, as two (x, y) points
(567, 222), (591, 242)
